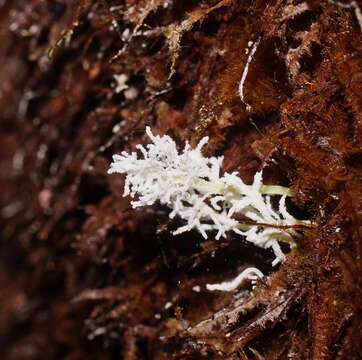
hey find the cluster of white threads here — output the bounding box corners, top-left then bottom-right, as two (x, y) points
(206, 267), (264, 292)
(108, 127), (305, 266)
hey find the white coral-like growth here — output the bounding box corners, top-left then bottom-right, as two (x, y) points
(206, 267), (264, 292)
(109, 127), (305, 266)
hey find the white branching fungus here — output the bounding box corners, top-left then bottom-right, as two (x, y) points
(109, 127), (306, 267)
(113, 74), (129, 93)
(206, 267), (264, 292)
(239, 38), (260, 111)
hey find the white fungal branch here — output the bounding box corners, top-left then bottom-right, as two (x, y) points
(113, 74), (129, 93)
(238, 38), (260, 111)
(206, 267), (264, 292)
(109, 127), (308, 266)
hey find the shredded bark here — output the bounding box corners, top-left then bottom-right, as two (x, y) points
(0, 0), (361, 359)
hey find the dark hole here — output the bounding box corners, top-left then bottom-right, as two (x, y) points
(168, 86), (191, 110)
(136, 337), (150, 359)
(50, 1), (66, 21)
(144, 37), (165, 56)
(78, 174), (109, 206)
(200, 18), (221, 35)
(37, 26), (50, 46)
(289, 36), (303, 49)
(287, 10), (318, 32)
(299, 42), (323, 75)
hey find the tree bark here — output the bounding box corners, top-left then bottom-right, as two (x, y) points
(0, 0), (361, 359)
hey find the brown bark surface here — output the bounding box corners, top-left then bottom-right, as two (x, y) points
(0, 0), (361, 359)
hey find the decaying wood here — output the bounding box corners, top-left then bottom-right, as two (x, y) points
(0, 0), (361, 359)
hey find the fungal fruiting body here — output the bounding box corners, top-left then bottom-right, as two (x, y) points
(109, 127), (308, 271)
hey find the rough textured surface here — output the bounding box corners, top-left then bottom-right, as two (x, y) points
(0, 0), (361, 359)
